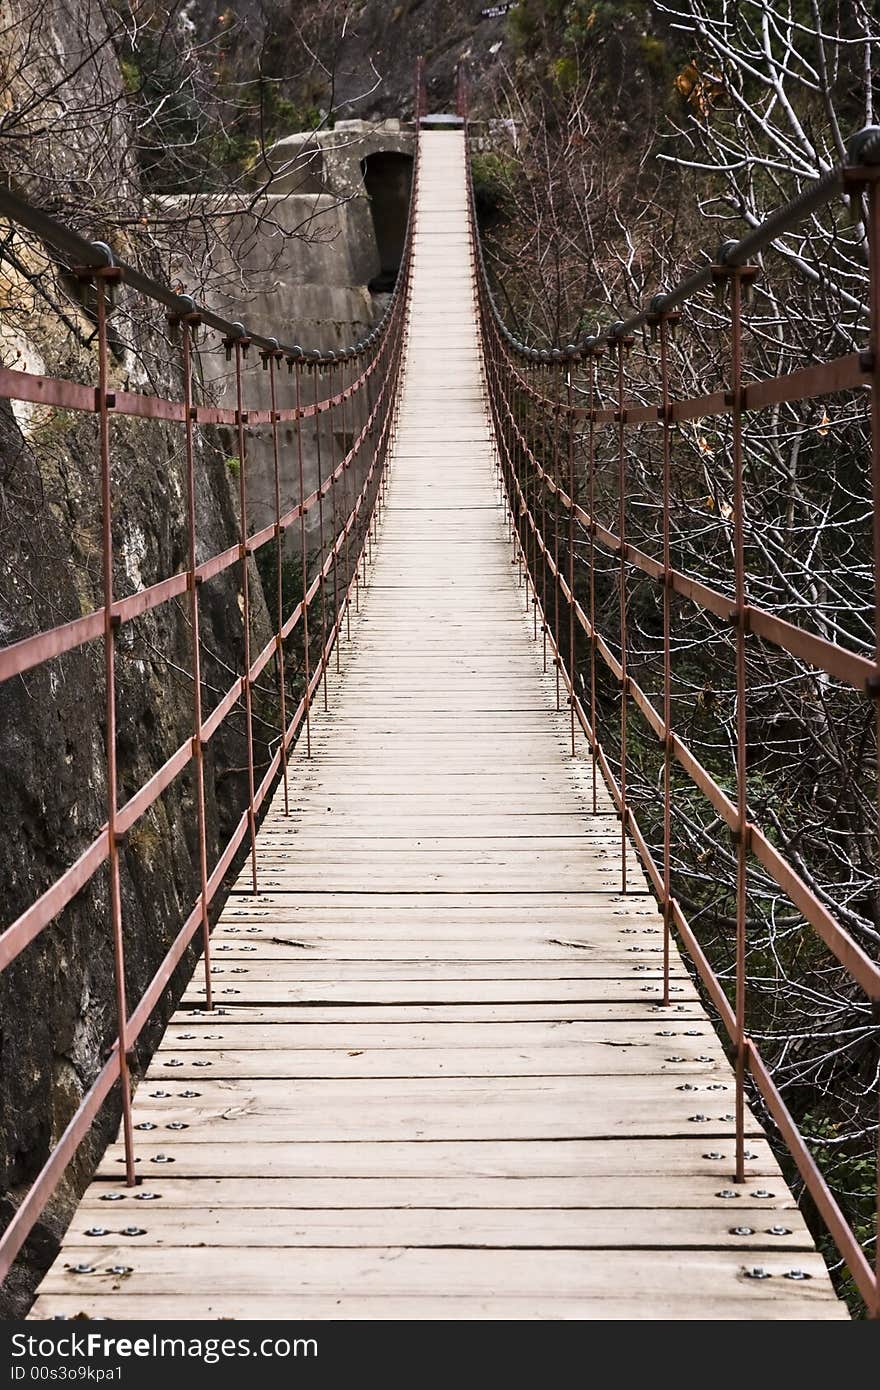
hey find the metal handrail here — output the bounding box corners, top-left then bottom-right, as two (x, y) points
(0, 104), (421, 1285)
(466, 93), (880, 1315)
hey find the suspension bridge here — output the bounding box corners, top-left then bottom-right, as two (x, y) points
(1, 80), (879, 1318)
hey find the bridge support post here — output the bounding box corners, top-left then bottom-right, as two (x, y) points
(858, 143), (880, 1317)
(93, 269), (137, 1185)
(289, 352), (312, 758)
(712, 253), (759, 1183)
(177, 310), (214, 1007)
(610, 324), (635, 894)
(264, 346), (290, 816)
(227, 331), (260, 896)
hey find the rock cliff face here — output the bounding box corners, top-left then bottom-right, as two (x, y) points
(186, 0), (508, 124)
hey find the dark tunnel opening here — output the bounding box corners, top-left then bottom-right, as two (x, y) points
(361, 151), (414, 293)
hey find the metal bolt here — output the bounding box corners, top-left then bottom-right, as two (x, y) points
(689, 1114), (710, 1123)
(730, 1226), (754, 1236)
(180, 1090), (201, 1098)
(166, 1122), (189, 1130)
(716, 1190), (740, 1199)
(677, 1083), (698, 1092)
(750, 1189), (775, 1199)
(164, 1060), (183, 1068)
(767, 1225), (791, 1236)
(107, 1265), (133, 1276)
(134, 1122), (157, 1131)
(120, 1227), (146, 1237)
(192, 1059), (212, 1067)
(84, 1226), (110, 1237)
(150, 1091), (171, 1099)
(134, 1193), (161, 1201)
(151, 1154), (175, 1164)
(743, 1266), (770, 1280)
(665, 1055), (686, 1063)
(784, 1269), (811, 1281)
(703, 1152), (724, 1160)
(71, 1264), (95, 1275)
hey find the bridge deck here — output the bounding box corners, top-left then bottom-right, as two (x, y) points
(31, 132), (846, 1320)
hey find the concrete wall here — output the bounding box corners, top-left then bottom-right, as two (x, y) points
(165, 120), (415, 564)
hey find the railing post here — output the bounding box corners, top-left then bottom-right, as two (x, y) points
(567, 347), (579, 757)
(93, 268), (136, 1185)
(264, 343), (290, 815)
(850, 128), (880, 1317)
(648, 298), (680, 1008)
(583, 339), (602, 812)
(341, 352), (355, 627)
(178, 308), (213, 1007)
(227, 329), (259, 896)
(552, 350), (563, 710)
(611, 323), (635, 892)
(323, 354), (341, 674)
(311, 355), (330, 710)
(290, 351), (312, 758)
(714, 249), (758, 1183)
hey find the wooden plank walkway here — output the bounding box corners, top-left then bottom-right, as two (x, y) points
(30, 131), (846, 1320)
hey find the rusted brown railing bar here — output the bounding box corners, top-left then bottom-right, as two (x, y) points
(510, 457), (880, 999)
(0, 344), (380, 433)
(0, 1049), (120, 1282)
(0, 88), (416, 1295)
(481, 265), (878, 1306)
(0, 382), (389, 687)
(484, 284), (750, 1051)
(0, 330), (401, 1270)
(503, 351), (865, 423)
(0, 832), (109, 971)
(0, 393), (391, 968)
(747, 1042), (877, 1309)
(498, 366), (876, 692)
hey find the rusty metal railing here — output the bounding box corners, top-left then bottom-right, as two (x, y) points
(0, 126), (419, 1285)
(468, 114), (880, 1314)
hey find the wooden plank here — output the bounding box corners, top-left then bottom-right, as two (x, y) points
(159, 1020), (720, 1049)
(34, 1248), (842, 1311)
(95, 1135), (783, 1181)
(79, 1171), (788, 1209)
(62, 1206), (815, 1251)
(29, 1293), (850, 1320)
